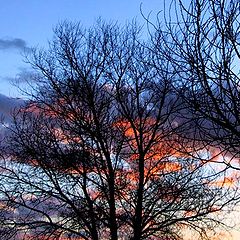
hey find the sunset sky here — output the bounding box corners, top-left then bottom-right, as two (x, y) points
(0, 0), (163, 97)
(0, 1), (240, 239)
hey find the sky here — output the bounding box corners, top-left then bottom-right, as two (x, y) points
(0, 0), (163, 98)
(1, 1), (240, 239)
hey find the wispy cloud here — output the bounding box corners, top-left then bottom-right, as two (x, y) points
(0, 38), (29, 51)
(2, 68), (41, 86)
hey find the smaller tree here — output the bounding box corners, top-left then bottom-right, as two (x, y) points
(151, 0), (240, 168)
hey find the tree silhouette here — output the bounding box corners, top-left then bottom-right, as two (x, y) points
(151, 0), (240, 170)
(0, 19), (238, 240)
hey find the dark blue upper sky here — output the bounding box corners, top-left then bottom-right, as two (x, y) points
(0, 0), (164, 97)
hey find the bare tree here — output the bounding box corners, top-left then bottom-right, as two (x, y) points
(0, 20), (237, 240)
(151, 0), (240, 169)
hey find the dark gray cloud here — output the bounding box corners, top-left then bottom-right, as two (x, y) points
(0, 38), (29, 51)
(0, 94), (24, 147)
(0, 93), (24, 122)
